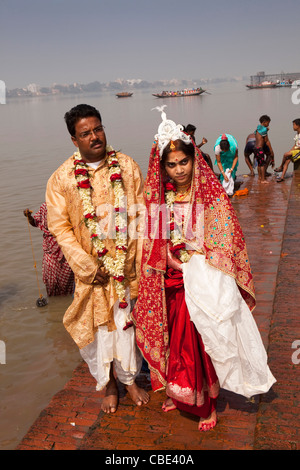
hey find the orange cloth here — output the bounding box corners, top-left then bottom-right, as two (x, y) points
(234, 188), (249, 197)
(46, 152), (144, 349)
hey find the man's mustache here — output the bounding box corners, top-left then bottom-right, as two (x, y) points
(91, 139), (103, 148)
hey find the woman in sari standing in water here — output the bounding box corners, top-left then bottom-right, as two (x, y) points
(133, 107), (276, 431)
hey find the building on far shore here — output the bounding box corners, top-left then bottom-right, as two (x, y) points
(250, 71), (300, 86)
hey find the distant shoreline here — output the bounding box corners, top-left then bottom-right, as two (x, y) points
(6, 77), (249, 100)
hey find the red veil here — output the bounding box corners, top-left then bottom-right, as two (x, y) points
(133, 141), (255, 391)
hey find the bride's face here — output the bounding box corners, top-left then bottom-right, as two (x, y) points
(164, 151), (193, 186)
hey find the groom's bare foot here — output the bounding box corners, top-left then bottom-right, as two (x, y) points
(198, 410), (217, 432)
(101, 376), (119, 414)
(125, 382), (150, 407)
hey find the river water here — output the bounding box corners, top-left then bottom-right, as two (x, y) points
(0, 81), (298, 449)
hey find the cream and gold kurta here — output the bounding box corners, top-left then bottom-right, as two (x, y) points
(46, 152), (144, 350)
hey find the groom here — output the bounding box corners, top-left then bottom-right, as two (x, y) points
(46, 104), (148, 413)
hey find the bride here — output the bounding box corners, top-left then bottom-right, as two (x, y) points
(133, 107), (276, 431)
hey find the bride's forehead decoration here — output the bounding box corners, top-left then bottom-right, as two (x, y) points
(152, 105), (192, 157)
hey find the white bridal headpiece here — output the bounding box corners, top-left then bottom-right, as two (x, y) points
(152, 105), (192, 157)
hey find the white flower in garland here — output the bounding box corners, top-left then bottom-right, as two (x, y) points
(164, 182), (191, 264)
(73, 146), (130, 313)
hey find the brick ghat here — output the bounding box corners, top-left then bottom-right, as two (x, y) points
(16, 172), (299, 451)
(253, 171), (300, 450)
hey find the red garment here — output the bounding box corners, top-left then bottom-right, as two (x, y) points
(164, 267), (219, 418)
(33, 203), (74, 296)
(133, 140), (256, 392)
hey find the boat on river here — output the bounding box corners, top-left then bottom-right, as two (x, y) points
(246, 81), (277, 89)
(152, 88), (205, 98)
(116, 92), (133, 98)
(275, 80), (293, 87)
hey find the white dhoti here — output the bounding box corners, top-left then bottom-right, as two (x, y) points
(80, 290), (142, 391)
(182, 254), (276, 398)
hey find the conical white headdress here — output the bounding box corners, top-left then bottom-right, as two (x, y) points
(152, 105), (192, 157)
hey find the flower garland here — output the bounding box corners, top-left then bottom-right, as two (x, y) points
(165, 182), (191, 263)
(74, 146), (129, 311)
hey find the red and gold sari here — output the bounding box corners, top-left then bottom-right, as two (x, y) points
(133, 141), (256, 416)
(164, 266), (219, 418)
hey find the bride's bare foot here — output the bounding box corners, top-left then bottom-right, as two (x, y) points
(101, 376), (119, 414)
(198, 410), (217, 432)
(125, 382), (150, 406)
(162, 397), (177, 412)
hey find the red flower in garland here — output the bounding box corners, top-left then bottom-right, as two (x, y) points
(113, 275), (125, 282)
(75, 168), (88, 177)
(116, 226), (127, 233)
(123, 319), (133, 329)
(119, 301), (129, 310)
(170, 243), (186, 256)
(108, 160), (119, 167)
(117, 246), (127, 252)
(74, 159), (86, 166)
(77, 179), (91, 189)
(169, 221), (175, 231)
(165, 182), (177, 192)
(110, 173), (122, 182)
(97, 248), (108, 257)
(85, 213), (96, 219)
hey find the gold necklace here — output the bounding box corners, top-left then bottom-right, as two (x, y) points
(175, 183), (191, 201)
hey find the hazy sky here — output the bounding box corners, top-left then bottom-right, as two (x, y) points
(0, 0), (298, 89)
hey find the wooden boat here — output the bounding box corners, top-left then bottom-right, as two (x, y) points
(116, 92), (133, 98)
(246, 81), (277, 89)
(152, 88), (205, 98)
